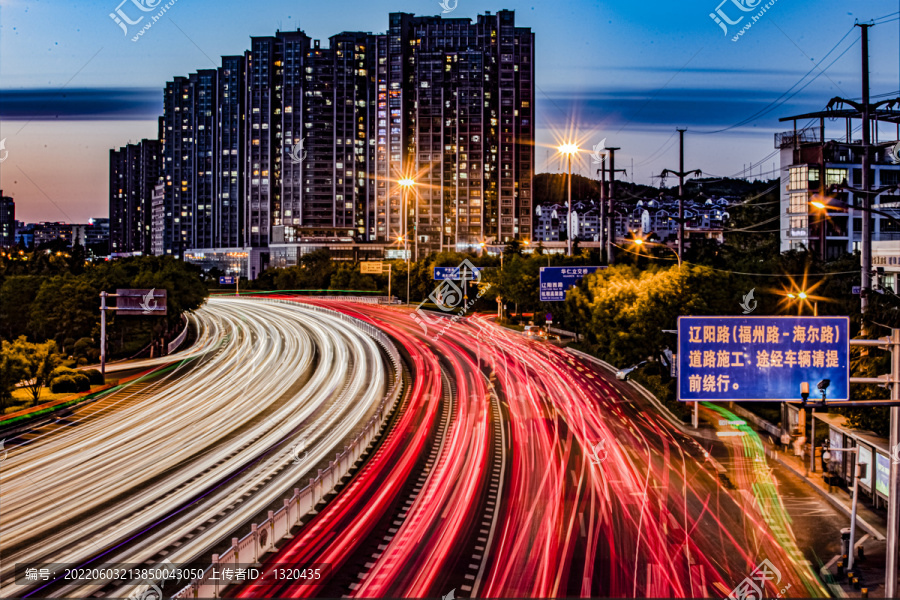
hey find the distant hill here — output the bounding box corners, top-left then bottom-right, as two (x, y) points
(533, 173), (777, 205)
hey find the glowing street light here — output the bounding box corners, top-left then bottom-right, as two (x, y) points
(397, 177), (418, 262)
(786, 290), (817, 316)
(630, 236), (681, 268)
(395, 233), (411, 306)
(557, 143), (580, 257)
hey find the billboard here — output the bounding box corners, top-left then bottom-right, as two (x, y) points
(876, 451), (890, 497)
(677, 316), (849, 402)
(539, 266), (605, 302)
(434, 266), (482, 280)
(361, 261), (384, 275)
(116, 288), (168, 316)
(858, 445), (874, 490)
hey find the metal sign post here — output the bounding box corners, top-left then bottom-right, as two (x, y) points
(100, 292), (112, 376)
(100, 289), (168, 374)
(887, 329), (900, 596)
(361, 262), (391, 301)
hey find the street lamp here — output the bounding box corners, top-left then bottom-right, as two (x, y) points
(811, 191), (900, 312)
(226, 251), (249, 296)
(632, 237), (682, 268)
(398, 177), (417, 262)
(811, 196), (900, 228)
(557, 143), (579, 257)
(786, 290), (818, 316)
(396, 234), (410, 306)
(822, 445), (866, 571)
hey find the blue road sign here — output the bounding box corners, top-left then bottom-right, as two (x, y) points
(852, 286), (861, 295)
(433, 266), (482, 280)
(677, 316), (850, 402)
(539, 266), (605, 302)
(219, 276), (236, 285)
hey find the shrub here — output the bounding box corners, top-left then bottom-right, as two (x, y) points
(50, 375), (78, 394)
(51, 366), (78, 379)
(84, 369), (104, 385)
(73, 337), (94, 358)
(50, 373), (91, 394)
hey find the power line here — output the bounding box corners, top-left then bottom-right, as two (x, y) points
(609, 243), (858, 277)
(697, 26), (858, 135)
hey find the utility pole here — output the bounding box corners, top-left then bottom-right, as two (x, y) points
(598, 156), (606, 263)
(661, 129), (702, 265)
(566, 150), (574, 257)
(819, 116), (827, 261)
(888, 328), (900, 597)
(822, 25), (900, 316)
(606, 147), (622, 264)
(861, 23), (872, 315)
(100, 292), (108, 377)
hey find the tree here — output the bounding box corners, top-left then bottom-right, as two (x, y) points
(9, 337), (61, 404)
(0, 276), (43, 340)
(0, 341), (24, 411)
(568, 264), (735, 366)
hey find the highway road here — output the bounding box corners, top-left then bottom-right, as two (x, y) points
(0, 298), (391, 599)
(229, 301), (829, 599)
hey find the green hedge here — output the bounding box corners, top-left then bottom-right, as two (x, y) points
(50, 373), (91, 393)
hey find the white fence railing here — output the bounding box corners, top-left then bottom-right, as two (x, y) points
(171, 299), (402, 599)
(167, 319), (190, 354)
(295, 295), (395, 304)
(549, 326), (579, 341)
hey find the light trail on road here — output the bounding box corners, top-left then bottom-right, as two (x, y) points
(234, 301), (829, 598)
(1, 298), (389, 599)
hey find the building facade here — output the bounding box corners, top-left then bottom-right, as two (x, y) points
(0, 193), (14, 248)
(109, 139), (161, 254)
(375, 11), (534, 255)
(109, 11), (534, 276)
(777, 126), (900, 257)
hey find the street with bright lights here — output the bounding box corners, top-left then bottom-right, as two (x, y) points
(0, 297), (861, 598)
(6, 1), (900, 598)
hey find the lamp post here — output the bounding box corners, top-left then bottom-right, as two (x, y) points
(397, 235), (410, 306)
(557, 143), (579, 257)
(227, 251), (249, 296)
(632, 237), (682, 268)
(398, 177), (416, 262)
(811, 194), (900, 313)
(823, 446), (866, 571)
(634, 237), (692, 426)
(786, 291), (818, 316)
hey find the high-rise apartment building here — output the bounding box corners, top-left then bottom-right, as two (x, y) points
(376, 10), (535, 255)
(0, 193), (14, 248)
(109, 139), (161, 254)
(217, 56), (246, 249)
(110, 11), (534, 274)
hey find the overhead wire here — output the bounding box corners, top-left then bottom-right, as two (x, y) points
(608, 243), (858, 277)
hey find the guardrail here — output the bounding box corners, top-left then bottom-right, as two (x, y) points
(167, 318), (190, 355)
(172, 299), (402, 599)
(296, 295), (395, 304)
(727, 403), (783, 438)
(549, 326), (579, 341)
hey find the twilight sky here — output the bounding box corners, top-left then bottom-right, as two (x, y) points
(0, 0), (898, 222)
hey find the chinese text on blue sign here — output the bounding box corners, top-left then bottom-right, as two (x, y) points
(219, 276), (236, 285)
(677, 317), (849, 402)
(539, 266), (604, 302)
(434, 266), (482, 280)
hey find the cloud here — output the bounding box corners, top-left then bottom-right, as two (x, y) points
(0, 88), (162, 121)
(537, 85), (826, 132)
